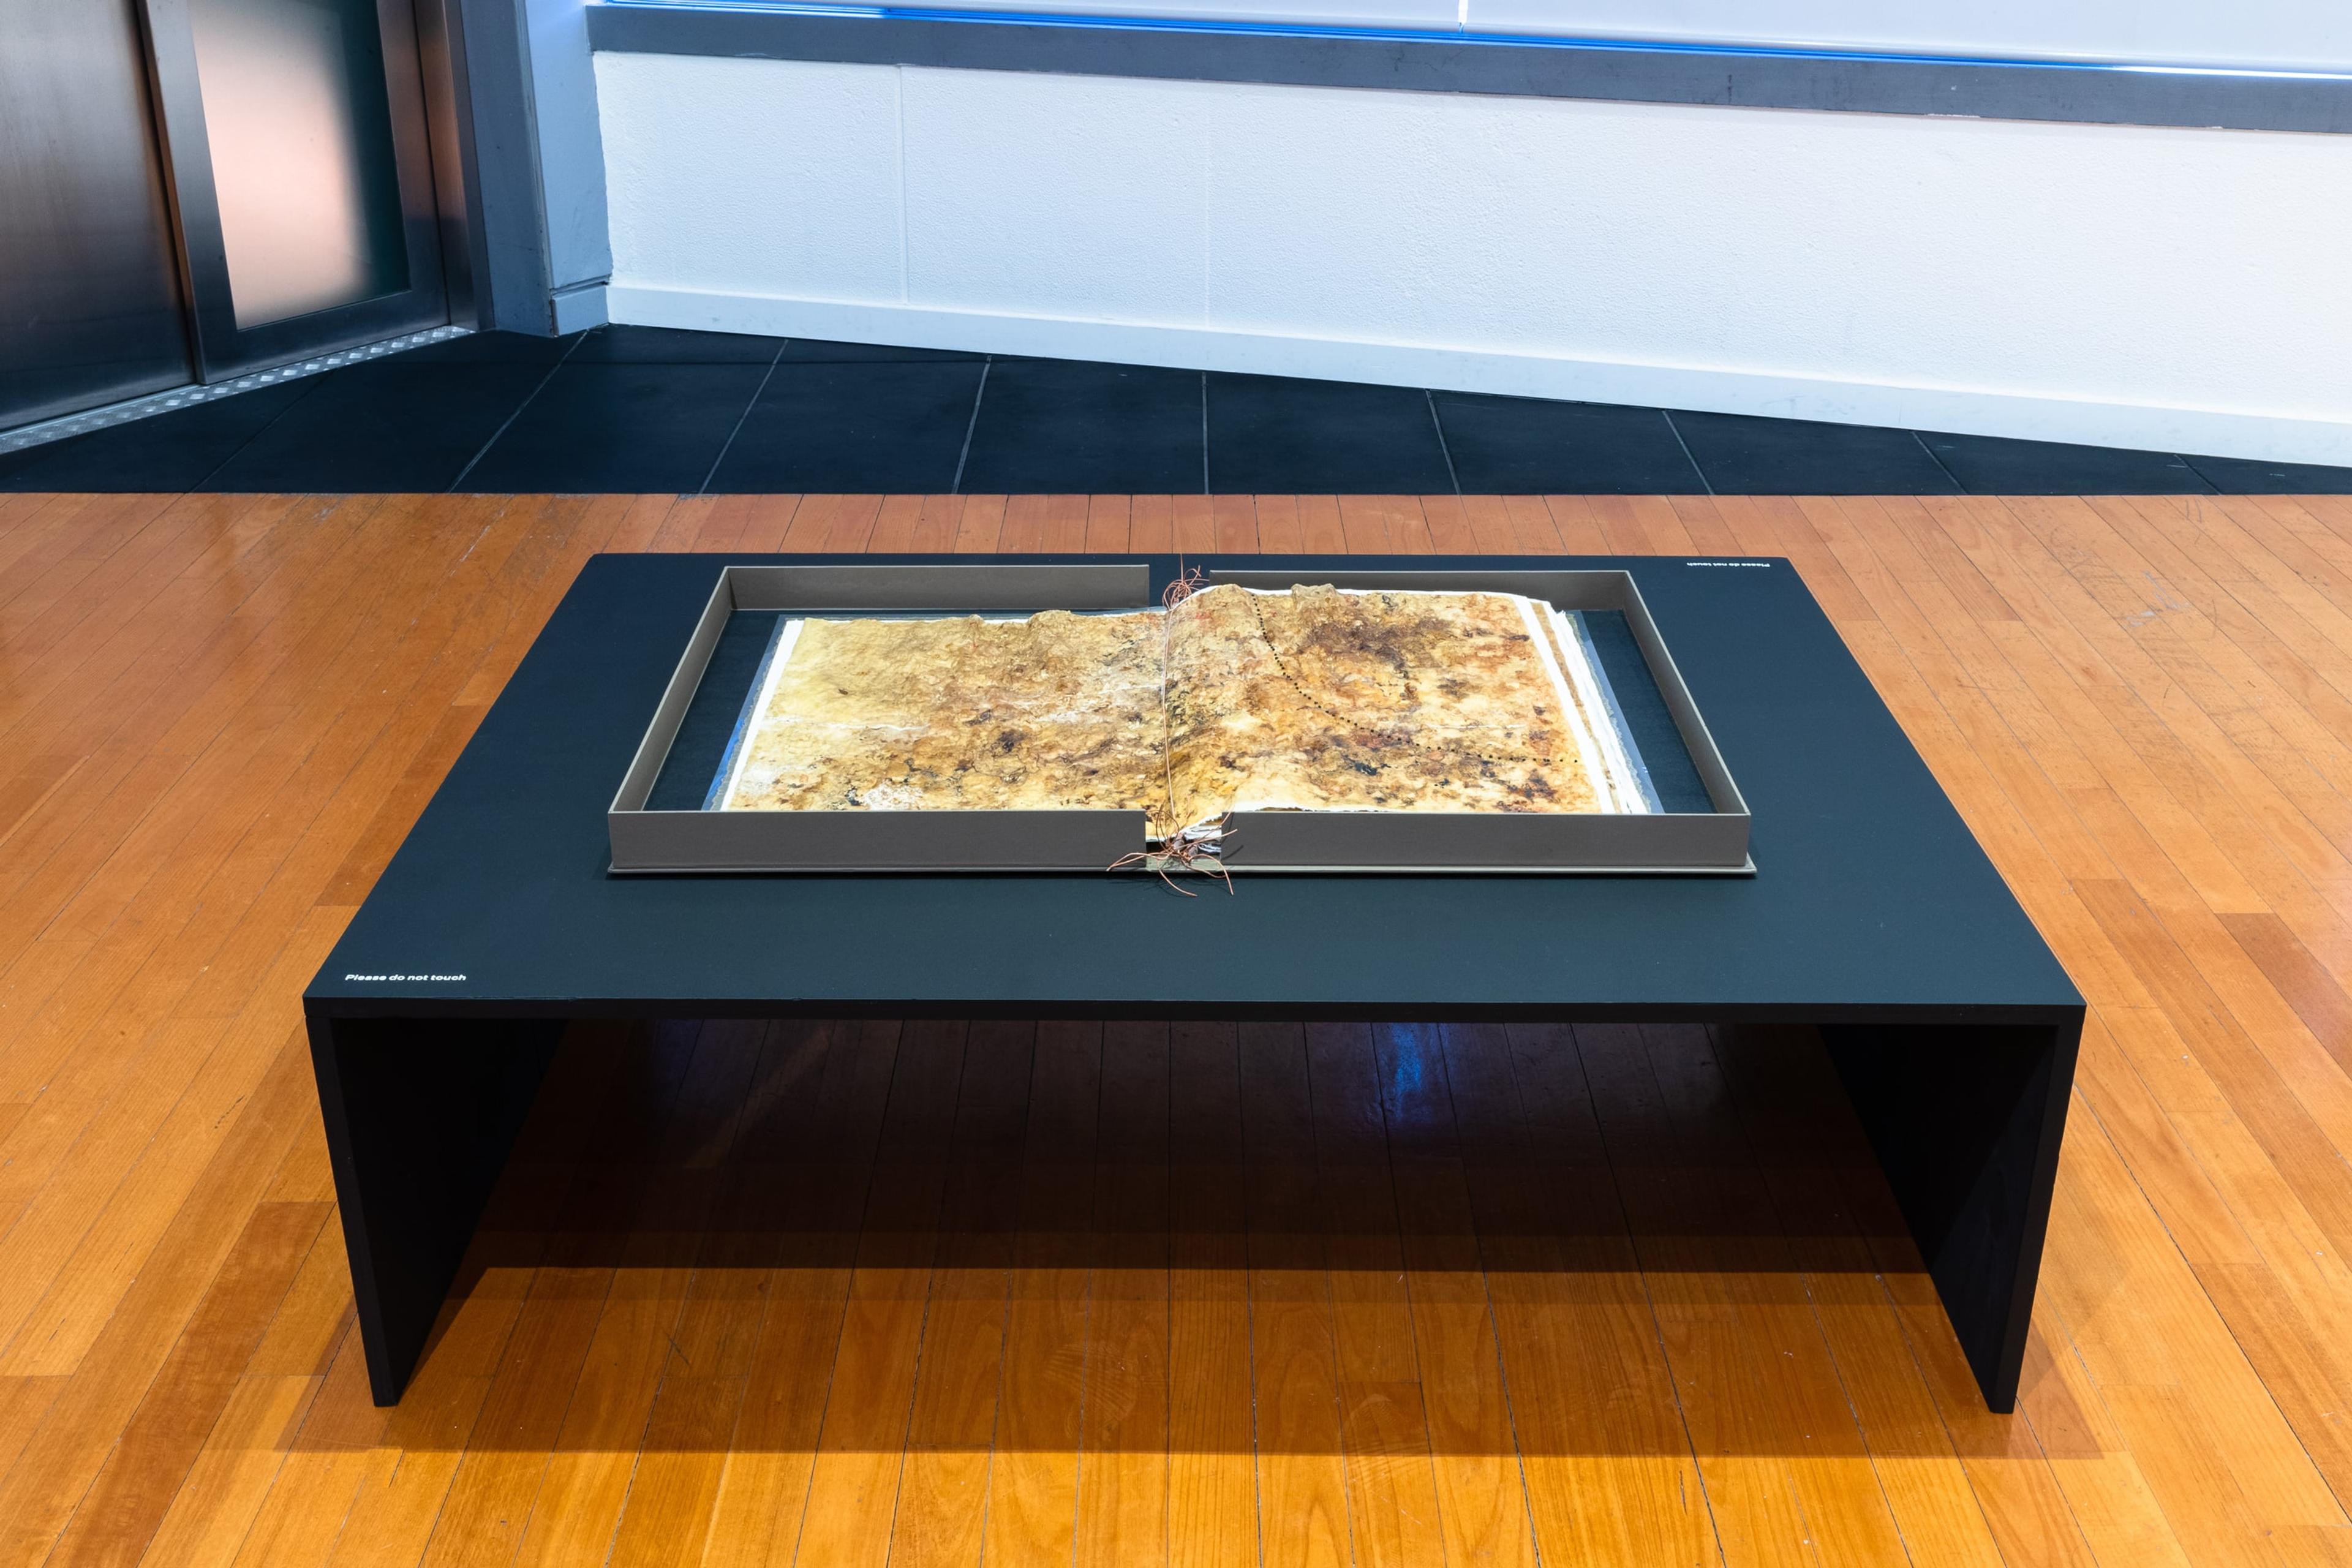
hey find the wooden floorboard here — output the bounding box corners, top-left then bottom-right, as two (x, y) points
(1, 491), (2350, 1566)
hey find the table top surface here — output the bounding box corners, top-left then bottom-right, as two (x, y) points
(307, 552), (2080, 1023)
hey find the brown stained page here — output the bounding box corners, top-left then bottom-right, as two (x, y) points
(721, 585), (1606, 835)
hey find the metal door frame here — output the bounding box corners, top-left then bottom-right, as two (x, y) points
(139, 0), (468, 381)
(410, 0), (478, 328)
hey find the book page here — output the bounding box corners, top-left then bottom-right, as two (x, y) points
(717, 608), (1174, 822)
(1159, 584), (1611, 826)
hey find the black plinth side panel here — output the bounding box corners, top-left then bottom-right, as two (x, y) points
(309, 1017), (561, 1403)
(1822, 1020), (2080, 1412)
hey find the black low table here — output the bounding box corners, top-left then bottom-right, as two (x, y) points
(306, 552), (2082, 1409)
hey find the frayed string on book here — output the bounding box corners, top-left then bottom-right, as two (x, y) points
(1164, 557), (1206, 609)
(1116, 555), (1235, 894)
(1109, 817), (1235, 897)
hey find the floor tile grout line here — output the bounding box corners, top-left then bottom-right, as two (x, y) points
(1425, 389), (1463, 496)
(697, 339), (790, 496)
(448, 332), (587, 493)
(951, 358), (990, 495)
(1658, 409), (1714, 497)
(1200, 371), (1210, 495)
(2163, 451), (2220, 493)
(2174, 453), (2229, 494)
(189, 375), (330, 494)
(1909, 429), (1967, 493)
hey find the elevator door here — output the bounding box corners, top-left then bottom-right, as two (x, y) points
(146, 0), (450, 380)
(1, 0), (452, 434)
(0, 0), (195, 430)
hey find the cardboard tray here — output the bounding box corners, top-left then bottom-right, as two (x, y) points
(608, 562), (1752, 875)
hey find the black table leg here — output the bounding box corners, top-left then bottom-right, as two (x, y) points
(308, 1014), (562, 1404)
(1821, 1017), (2081, 1412)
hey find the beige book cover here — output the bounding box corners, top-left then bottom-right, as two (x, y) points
(718, 583), (1648, 837)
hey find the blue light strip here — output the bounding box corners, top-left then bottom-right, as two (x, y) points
(597, 0), (2352, 83)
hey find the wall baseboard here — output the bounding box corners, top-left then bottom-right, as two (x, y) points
(550, 281), (611, 335)
(606, 284), (2352, 468)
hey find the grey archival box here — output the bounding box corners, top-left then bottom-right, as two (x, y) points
(607, 563), (1752, 875)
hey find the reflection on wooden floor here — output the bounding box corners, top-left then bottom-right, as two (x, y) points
(421, 1017), (1932, 1568)
(1, 491), (2350, 1567)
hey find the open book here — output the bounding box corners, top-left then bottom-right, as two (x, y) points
(715, 583), (1653, 837)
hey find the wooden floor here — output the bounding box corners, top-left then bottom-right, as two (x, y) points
(2, 491), (2352, 1567)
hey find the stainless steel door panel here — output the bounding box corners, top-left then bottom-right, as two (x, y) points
(190, 0), (414, 329)
(0, 0), (194, 430)
(145, 0), (449, 380)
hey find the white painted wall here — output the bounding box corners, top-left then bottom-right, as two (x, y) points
(594, 51), (2352, 464)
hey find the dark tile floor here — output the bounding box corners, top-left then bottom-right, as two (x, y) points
(6, 325), (2348, 496)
